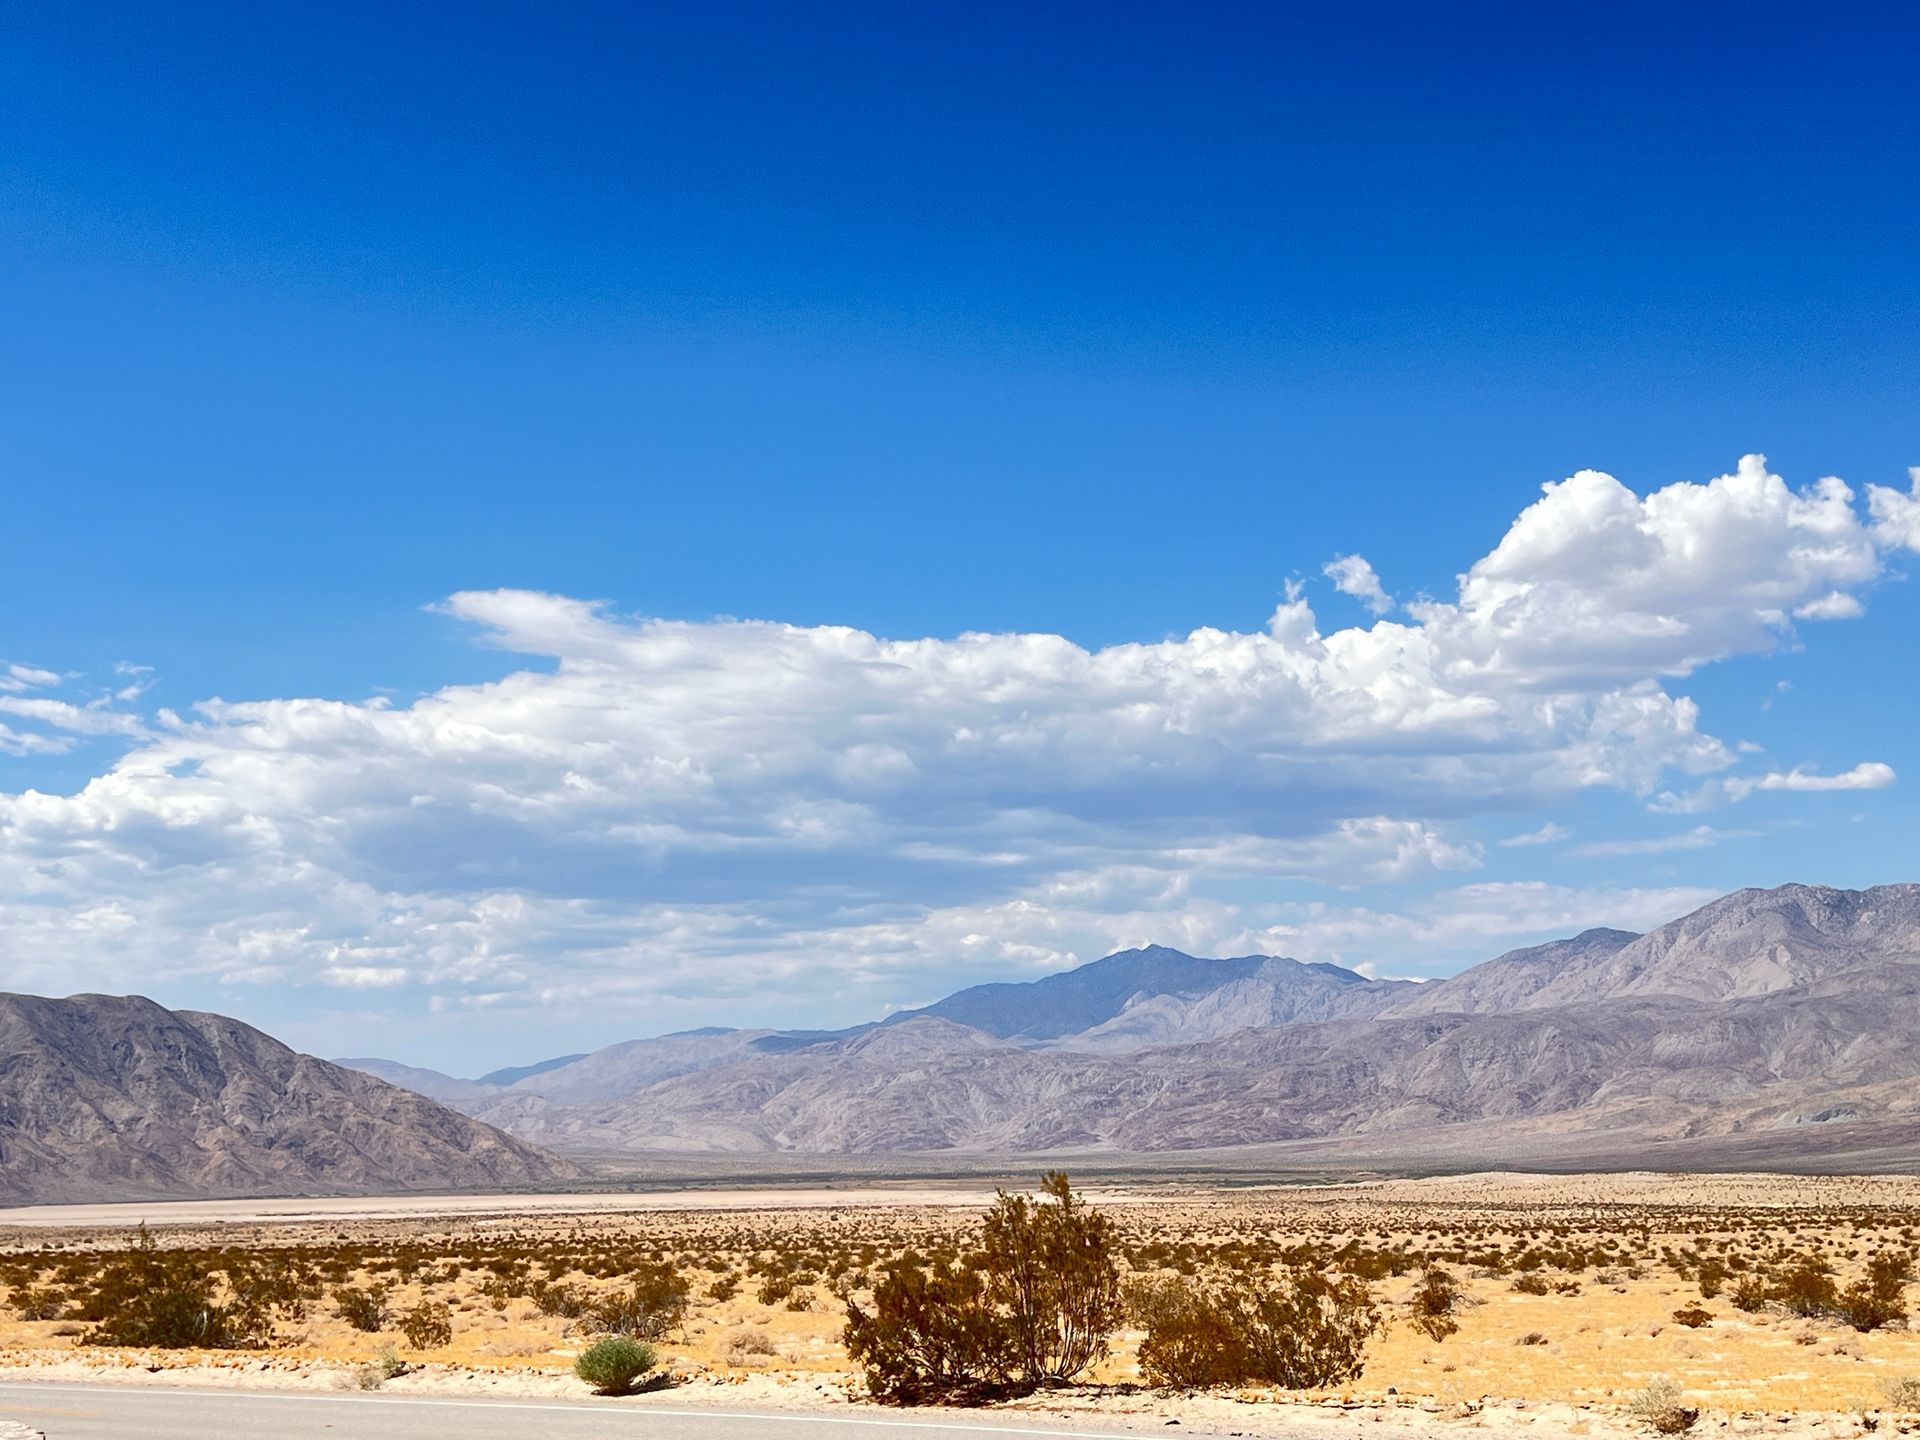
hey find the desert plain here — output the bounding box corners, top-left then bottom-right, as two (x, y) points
(2, 1170), (1919, 1438)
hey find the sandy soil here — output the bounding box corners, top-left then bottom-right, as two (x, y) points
(3, 1172), (1919, 1437)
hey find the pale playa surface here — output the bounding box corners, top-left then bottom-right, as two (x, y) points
(0, 1185), (1037, 1229)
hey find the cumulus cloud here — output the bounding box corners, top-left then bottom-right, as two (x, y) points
(1322, 553), (1393, 613)
(0, 455), (1910, 1026)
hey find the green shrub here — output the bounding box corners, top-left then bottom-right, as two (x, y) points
(82, 1227), (273, 1349)
(399, 1299), (453, 1350)
(593, 1263), (690, 1339)
(844, 1256), (1016, 1404)
(574, 1335), (659, 1395)
(1773, 1260), (1837, 1318)
(1130, 1269), (1380, 1389)
(842, 1172), (1119, 1405)
(333, 1284), (391, 1333)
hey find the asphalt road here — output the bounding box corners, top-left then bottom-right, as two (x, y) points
(0, 1382), (1223, 1440)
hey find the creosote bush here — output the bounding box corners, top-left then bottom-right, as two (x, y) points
(1129, 1270), (1380, 1389)
(399, 1299), (453, 1350)
(842, 1172), (1119, 1404)
(333, 1283), (391, 1333)
(574, 1334), (659, 1395)
(82, 1225), (275, 1349)
(592, 1262), (690, 1339)
(1408, 1266), (1462, 1342)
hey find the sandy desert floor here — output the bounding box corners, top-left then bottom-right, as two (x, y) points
(3, 1171), (1919, 1437)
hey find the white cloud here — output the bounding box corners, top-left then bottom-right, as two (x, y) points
(1736, 761), (1897, 797)
(0, 455), (1910, 1025)
(1867, 468), (1920, 551)
(1653, 760), (1898, 812)
(1498, 822), (1570, 847)
(1323, 553), (1393, 613)
(1570, 824), (1762, 858)
(1793, 591), (1865, 620)
(0, 665), (61, 694)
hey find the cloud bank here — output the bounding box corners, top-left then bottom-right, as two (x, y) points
(1, 456), (1913, 1029)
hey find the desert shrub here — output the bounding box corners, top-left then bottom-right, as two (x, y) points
(1511, 1274), (1551, 1295)
(1696, 1259), (1727, 1300)
(82, 1227), (274, 1349)
(707, 1274), (740, 1302)
(844, 1172), (1118, 1404)
(1881, 1376), (1920, 1411)
(755, 1273), (797, 1306)
(1516, 1330), (1548, 1345)
(980, 1170), (1121, 1384)
(844, 1255), (1017, 1404)
(1408, 1266), (1461, 1342)
(399, 1299), (453, 1350)
(592, 1263), (690, 1339)
(1671, 1305), (1713, 1329)
(1773, 1259), (1838, 1318)
(352, 1344), (408, 1389)
(1729, 1275), (1770, 1312)
(333, 1284), (391, 1333)
(1130, 1270), (1380, 1389)
(1836, 1281), (1906, 1332)
(1628, 1377), (1700, 1434)
(574, 1334), (659, 1395)
(532, 1281), (589, 1319)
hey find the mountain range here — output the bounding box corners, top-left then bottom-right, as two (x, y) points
(339, 882), (1920, 1165)
(0, 993), (579, 1203)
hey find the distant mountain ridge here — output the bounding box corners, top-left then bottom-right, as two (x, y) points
(336, 883), (1920, 1169)
(0, 994), (581, 1204)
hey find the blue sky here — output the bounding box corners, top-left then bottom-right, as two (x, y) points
(2, 3), (1916, 1071)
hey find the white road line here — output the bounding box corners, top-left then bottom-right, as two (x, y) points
(0, 1381), (1162, 1438)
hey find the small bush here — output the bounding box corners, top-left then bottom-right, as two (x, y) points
(1695, 1260), (1727, 1299)
(333, 1284), (391, 1334)
(844, 1257), (1016, 1404)
(1130, 1270), (1380, 1389)
(83, 1228), (274, 1349)
(351, 1344), (407, 1390)
(1837, 1281), (1906, 1333)
(1628, 1378), (1700, 1434)
(399, 1300), (453, 1350)
(1881, 1376), (1920, 1411)
(574, 1335), (659, 1396)
(1729, 1275), (1770, 1312)
(1671, 1305), (1713, 1329)
(1516, 1330), (1548, 1346)
(1511, 1274), (1551, 1295)
(1408, 1266), (1461, 1343)
(1774, 1260), (1838, 1318)
(594, 1263), (690, 1339)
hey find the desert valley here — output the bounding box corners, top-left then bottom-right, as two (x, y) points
(0, 885), (1917, 1434)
